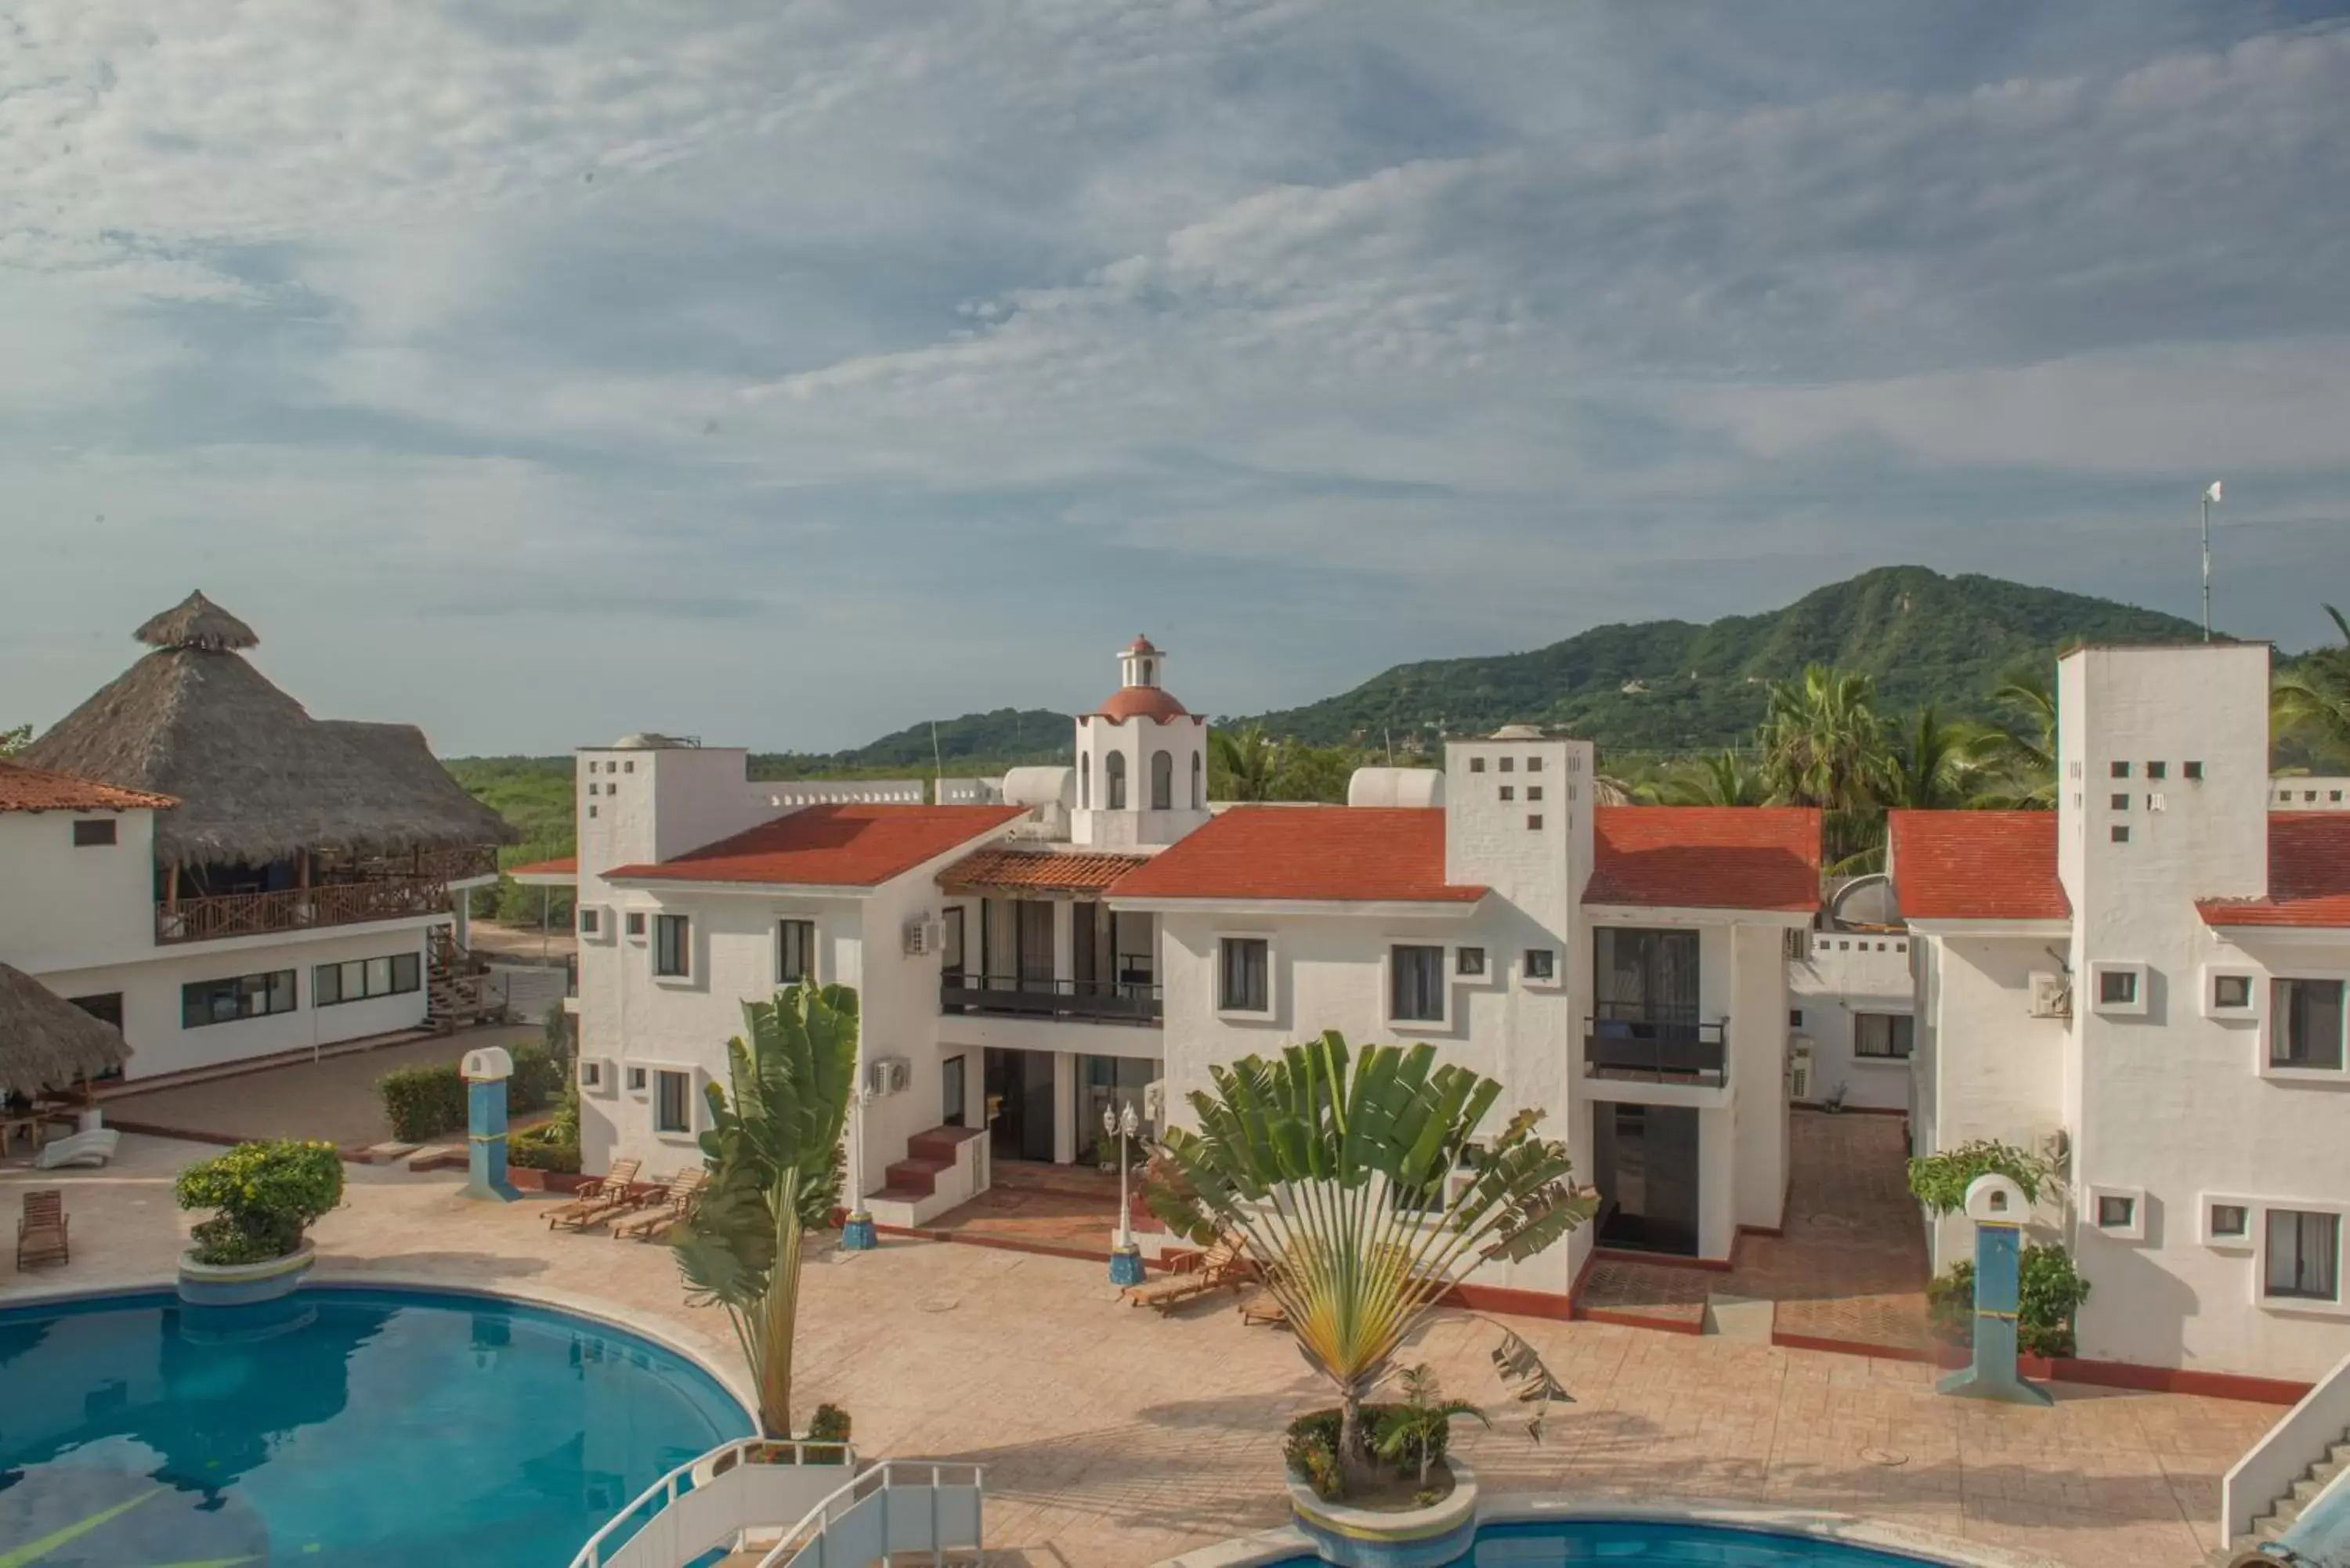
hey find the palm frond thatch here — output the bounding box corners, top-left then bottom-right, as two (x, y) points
(0, 963), (130, 1098)
(134, 590), (258, 651)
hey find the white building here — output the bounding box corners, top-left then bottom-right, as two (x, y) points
(1788, 926), (1917, 1113)
(543, 643), (1824, 1312)
(1, 593), (509, 1086)
(1891, 641), (2350, 1389)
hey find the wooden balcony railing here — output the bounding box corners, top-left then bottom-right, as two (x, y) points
(157, 876), (457, 945)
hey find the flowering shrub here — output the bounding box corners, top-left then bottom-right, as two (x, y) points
(175, 1139), (345, 1265)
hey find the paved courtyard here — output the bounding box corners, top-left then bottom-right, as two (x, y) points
(0, 1133), (2277, 1568)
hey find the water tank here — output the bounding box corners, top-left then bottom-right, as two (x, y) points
(1002, 767), (1076, 811)
(1348, 768), (1446, 808)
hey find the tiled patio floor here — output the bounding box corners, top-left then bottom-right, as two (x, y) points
(1578, 1109), (1936, 1353)
(0, 1133), (2276, 1568)
(908, 1158), (1137, 1254)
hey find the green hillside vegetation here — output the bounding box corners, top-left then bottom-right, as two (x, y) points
(1241, 565), (2207, 750)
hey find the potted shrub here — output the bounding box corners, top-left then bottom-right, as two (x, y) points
(175, 1139), (345, 1305)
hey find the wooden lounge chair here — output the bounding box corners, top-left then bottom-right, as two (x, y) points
(612, 1168), (707, 1241)
(18, 1189), (68, 1269)
(1122, 1234), (1246, 1313)
(1236, 1288), (1288, 1328)
(543, 1158), (643, 1230)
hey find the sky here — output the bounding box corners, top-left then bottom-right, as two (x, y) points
(5, 1), (2349, 757)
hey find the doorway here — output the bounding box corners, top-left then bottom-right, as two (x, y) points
(1590, 1101), (1700, 1256)
(982, 1048), (1057, 1163)
(941, 1053), (967, 1129)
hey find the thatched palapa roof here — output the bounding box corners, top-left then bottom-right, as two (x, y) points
(20, 592), (518, 866)
(0, 963), (130, 1097)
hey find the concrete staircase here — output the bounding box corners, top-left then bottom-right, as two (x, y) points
(2243, 1429), (2350, 1548)
(878, 1128), (968, 1202)
(863, 1125), (989, 1230)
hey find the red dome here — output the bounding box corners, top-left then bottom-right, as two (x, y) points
(1094, 686), (1190, 722)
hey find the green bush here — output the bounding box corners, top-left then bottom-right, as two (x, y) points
(379, 1063), (467, 1141)
(1928, 1244), (2092, 1359)
(511, 1082), (582, 1172)
(176, 1140), (345, 1265)
(509, 1042), (566, 1114)
(1907, 1139), (2051, 1216)
(1282, 1404), (1445, 1498)
(808, 1404), (851, 1442)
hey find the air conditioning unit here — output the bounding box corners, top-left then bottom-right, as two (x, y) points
(864, 1057), (910, 1096)
(902, 916), (942, 956)
(1787, 1037), (1815, 1103)
(2028, 971), (2073, 1019)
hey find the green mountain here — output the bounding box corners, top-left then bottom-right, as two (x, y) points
(813, 707), (1072, 771)
(1238, 565), (2209, 752)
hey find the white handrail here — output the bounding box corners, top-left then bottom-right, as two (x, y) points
(571, 1437), (857, 1568)
(2224, 1346), (2350, 1545)
(756, 1459), (986, 1568)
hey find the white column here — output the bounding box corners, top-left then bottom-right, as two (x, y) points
(1052, 899), (1075, 988)
(452, 901), (472, 950)
(1053, 1051), (1078, 1165)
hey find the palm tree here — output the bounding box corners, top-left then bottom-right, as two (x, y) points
(671, 981), (859, 1436)
(1658, 749), (1770, 807)
(1209, 724), (1282, 802)
(1372, 1364), (1488, 1488)
(1755, 666), (1892, 811)
(1885, 704), (1978, 810)
(1967, 670), (2058, 808)
(2273, 604), (2350, 768)
(1145, 1032), (1593, 1492)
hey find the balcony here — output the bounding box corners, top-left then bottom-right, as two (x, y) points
(940, 972), (1163, 1028)
(1584, 1008), (1728, 1087)
(154, 849), (497, 946)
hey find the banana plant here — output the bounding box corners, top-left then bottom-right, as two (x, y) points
(671, 981), (859, 1437)
(1145, 1031), (1594, 1492)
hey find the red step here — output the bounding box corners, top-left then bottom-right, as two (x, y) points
(906, 1126), (977, 1162)
(884, 1157), (953, 1197)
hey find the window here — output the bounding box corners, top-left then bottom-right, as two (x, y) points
(1080, 753), (1090, 809)
(778, 919), (816, 985)
(1527, 786), (1542, 801)
(1526, 757), (1542, 772)
(2272, 979), (2346, 1070)
(182, 970), (296, 1029)
(1105, 751), (1128, 810)
(625, 912), (645, 937)
(2109, 793), (2130, 811)
(2212, 973), (2254, 1010)
(1789, 1009), (1805, 1027)
(1498, 757), (1514, 773)
(2096, 1194), (2136, 1230)
(2099, 969), (2138, 1006)
(314, 951), (422, 1007)
(1390, 945), (1445, 1022)
(73, 819), (117, 847)
(624, 761), (634, 772)
(1150, 750), (1173, 811)
(1523, 948), (1556, 982)
(578, 906), (601, 936)
(1219, 938), (1269, 1013)
(1191, 752), (1203, 809)
(2110, 761), (2131, 779)
(586, 782), (598, 797)
(580, 1060), (606, 1090)
(588, 805), (598, 818)
(1456, 946), (1487, 977)
(653, 914), (691, 978)
(627, 1066), (648, 1092)
(1853, 1013), (1914, 1060)
(2211, 1202), (2249, 1239)
(1499, 786), (1514, 801)
(2185, 761), (2204, 779)
(2266, 1209), (2341, 1302)
(2110, 825), (2129, 844)
(1470, 757), (1486, 773)
(2146, 761), (2167, 779)
(653, 1070), (693, 1135)
(1527, 815), (1543, 830)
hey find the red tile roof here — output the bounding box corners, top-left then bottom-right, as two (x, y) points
(506, 855), (577, 878)
(1888, 811), (2070, 921)
(2197, 814), (2350, 928)
(1090, 686), (1191, 723)
(0, 759), (176, 815)
(606, 804), (1025, 887)
(1110, 807), (1485, 904)
(939, 847), (1149, 894)
(1586, 807), (1822, 912)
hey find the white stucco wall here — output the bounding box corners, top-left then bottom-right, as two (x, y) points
(1789, 931), (1918, 1111)
(0, 808), (161, 970)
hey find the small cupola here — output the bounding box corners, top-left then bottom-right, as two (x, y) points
(1096, 636), (1189, 723)
(1119, 635), (1164, 691)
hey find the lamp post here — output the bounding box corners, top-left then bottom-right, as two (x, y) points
(1104, 1099), (1144, 1287)
(2202, 480), (2224, 641)
(841, 1082), (878, 1252)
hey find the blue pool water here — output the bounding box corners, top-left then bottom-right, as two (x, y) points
(1271, 1519), (1941, 1568)
(0, 1287), (750, 1567)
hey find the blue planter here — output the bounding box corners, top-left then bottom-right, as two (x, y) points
(840, 1212), (879, 1252)
(1108, 1245), (1146, 1288)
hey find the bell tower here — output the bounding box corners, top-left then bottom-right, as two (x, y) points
(1072, 636), (1211, 849)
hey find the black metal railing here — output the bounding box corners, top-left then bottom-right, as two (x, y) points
(940, 972), (1163, 1027)
(1583, 1006), (1728, 1085)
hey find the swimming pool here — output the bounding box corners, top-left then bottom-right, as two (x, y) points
(0, 1286), (751, 1567)
(1267, 1517), (1957, 1568)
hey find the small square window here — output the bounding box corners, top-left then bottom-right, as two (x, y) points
(1526, 757), (1543, 772)
(2110, 761), (2131, 779)
(2099, 969), (2138, 1006)
(2097, 1194), (2136, 1229)
(1789, 1009), (1805, 1026)
(626, 1066), (648, 1092)
(2213, 974), (2253, 1010)
(578, 907), (601, 936)
(586, 782), (598, 797)
(1526, 814), (1543, 830)
(1527, 786), (1543, 801)
(1523, 948), (1556, 981)
(2211, 1202), (2248, 1238)
(580, 1060), (605, 1089)
(1499, 785), (1514, 801)
(587, 761), (599, 774)
(2110, 825), (2129, 844)
(2146, 761), (2166, 780)
(1498, 757), (1514, 773)
(588, 804), (598, 818)
(625, 912), (646, 937)
(2185, 761), (2204, 780)
(1469, 757), (1486, 774)
(72, 819), (118, 847)
(1456, 946), (1487, 977)
(2109, 793), (2130, 811)
(624, 761), (634, 773)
